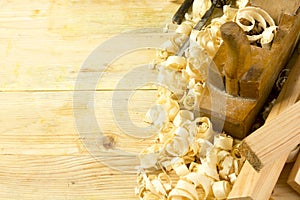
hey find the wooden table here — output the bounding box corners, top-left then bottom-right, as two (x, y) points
(0, 0), (298, 199)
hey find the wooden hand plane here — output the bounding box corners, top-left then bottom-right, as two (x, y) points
(199, 1), (300, 139)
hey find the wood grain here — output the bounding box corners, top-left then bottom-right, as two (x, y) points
(0, 91), (158, 155)
(0, 0), (177, 91)
(0, 0), (298, 199)
(0, 1), (177, 199)
(0, 155), (138, 200)
(240, 101), (300, 171)
(0, 88), (161, 198)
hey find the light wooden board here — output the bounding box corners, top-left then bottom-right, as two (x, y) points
(240, 101), (300, 171)
(0, 155), (138, 200)
(0, 0), (176, 91)
(0, 0), (298, 199)
(0, 91), (160, 198)
(0, 1), (176, 199)
(0, 91), (158, 155)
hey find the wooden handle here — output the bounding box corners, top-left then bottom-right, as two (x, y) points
(220, 22), (251, 96)
(172, 0), (194, 25)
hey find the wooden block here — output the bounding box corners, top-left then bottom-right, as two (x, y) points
(228, 157), (288, 200)
(239, 101), (300, 171)
(288, 153), (300, 194)
(228, 48), (300, 199)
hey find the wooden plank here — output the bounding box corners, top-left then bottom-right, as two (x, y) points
(288, 153), (300, 194)
(239, 101), (300, 171)
(229, 158), (289, 200)
(0, 155), (137, 200)
(0, 0), (177, 91)
(228, 50), (300, 199)
(0, 91), (157, 155)
(0, 90), (159, 198)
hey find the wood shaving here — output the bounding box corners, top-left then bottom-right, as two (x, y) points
(212, 181), (231, 199)
(235, 6), (277, 48)
(192, 0), (212, 21)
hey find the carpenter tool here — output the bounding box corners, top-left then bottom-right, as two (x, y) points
(172, 0), (300, 138)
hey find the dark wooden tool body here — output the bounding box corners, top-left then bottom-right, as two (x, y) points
(198, 5), (300, 139)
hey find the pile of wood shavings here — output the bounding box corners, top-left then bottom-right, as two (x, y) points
(136, 128), (245, 199)
(135, 1), (277, 199)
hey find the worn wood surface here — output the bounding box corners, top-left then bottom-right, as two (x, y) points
(0, 0), (298, 199)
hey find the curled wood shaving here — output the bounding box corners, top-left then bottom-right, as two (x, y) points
(174, 179), (199, 200)
(157, 65), (188, 97)
(189, 117), (213, 141)
(212, 180), (231, 199)
(172, 158), (190, 176)
(192, 0), (212, 21)
(144, 105), (167, 127)
(163, 98), (180, 122)
(187, 79), (206, 96)
(185, 60), (208, 82)
(164, 134), (189, 157)
(193, 5), (239, 57)
(202, 161), (220, 181)
(162, 56), (187, 72)
(168, 187), (195, 200)
(228, 173), (237, 184)
(198, 139), (213, 158)
(161, 33), (188, 54)
(139, 152), (160, 169)
(176, 20), (195, 36)
(173, 110), (194, 127)
(139, 144), (162, 169)
(185, 172), (212, 198)
(159, 121), (176, 143)
(182, 92), (197, 110)
(235, 6), (277, 48)
(218, 155), (234, 179)
(214, 133), (233, 151)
